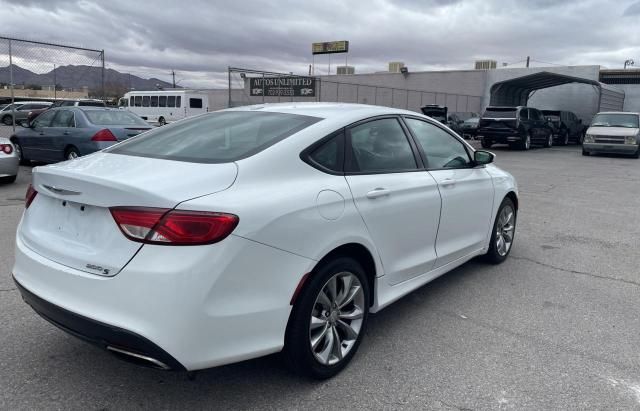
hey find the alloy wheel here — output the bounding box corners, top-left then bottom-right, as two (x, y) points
(495, 205), (515, 256)
(525, 134), (531, 150)
(67, 151), (78, 160)
(309, 271), (365, 366)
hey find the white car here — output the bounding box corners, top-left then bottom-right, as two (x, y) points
(0, 137), (19, 183)
(13, 103), (518, 379)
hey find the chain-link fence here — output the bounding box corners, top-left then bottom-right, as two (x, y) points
(228, 67), (482, 114)
(0, 36), (104, 135)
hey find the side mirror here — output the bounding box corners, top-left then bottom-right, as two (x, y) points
(474, 150), (494, 165)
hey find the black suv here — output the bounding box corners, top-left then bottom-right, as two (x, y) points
(477, 106), (553, 150)
(541, 110), (584, 145)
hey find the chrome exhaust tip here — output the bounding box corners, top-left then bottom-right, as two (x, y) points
(106, 346), (171, 370)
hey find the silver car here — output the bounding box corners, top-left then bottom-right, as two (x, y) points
(0, 137), (19, 183)
(1, 101), (52, 126)
(583, 112), (640, 158)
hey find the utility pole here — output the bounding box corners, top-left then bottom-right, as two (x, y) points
(172, 70), (176, 88)
(53, 64), (56, 100)
(526, 56), (530, 68)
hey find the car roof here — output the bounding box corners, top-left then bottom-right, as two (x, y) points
(596, 111), (640, 115)
(224, 102), (418, 120)
(13, 101), (52, 105)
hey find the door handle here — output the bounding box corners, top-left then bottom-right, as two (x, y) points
(440, 178), (457, 187)
(63, 131), (70, 135)
(366, 188), (391, 199)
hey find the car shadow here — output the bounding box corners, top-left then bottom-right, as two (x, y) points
(15, 258), (495, 406)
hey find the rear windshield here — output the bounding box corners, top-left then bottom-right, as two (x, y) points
(591, 113), (639, 128)
(78, 101), (106, 107)
(483, 108), (517, 118)
(85, 110), (149, 126)
(107, 111), (322, 163)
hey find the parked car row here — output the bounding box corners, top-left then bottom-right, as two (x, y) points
(474, 106), (640, 158)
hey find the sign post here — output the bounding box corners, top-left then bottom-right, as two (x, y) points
(312, 41), (349, 75)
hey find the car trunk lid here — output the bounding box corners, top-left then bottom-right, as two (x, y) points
(19, 152), (237, 276)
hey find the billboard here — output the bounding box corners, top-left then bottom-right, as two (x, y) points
(312, 41), (349, 55)
(249, 77), (316, 97)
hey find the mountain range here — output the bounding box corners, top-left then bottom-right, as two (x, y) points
(0, 64), (174, 91)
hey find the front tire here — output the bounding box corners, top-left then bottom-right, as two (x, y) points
(544, 132), (553, 148)
(481, 138), (492, 149)
(284, 257), (370, 379)
(158, 117), (166, 126)
(2, 115), (12, 126)
(483, 197), (517, 264)
(559, 130), (569, 146)
(582, 148), (590, 156)
(520, 132), (531, 150)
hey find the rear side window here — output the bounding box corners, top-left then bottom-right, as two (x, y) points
(142, 96), (150, 107)
(151, 96), (159, 107)
(107, 111), (321, 163)
(159, 96), (167, 107)
(176, 96), (182, 108)
(307, 132), (344, 173)
(189, 98), (203, 109)
(84, 111), (149, 126)
(347, 118), (417, 173)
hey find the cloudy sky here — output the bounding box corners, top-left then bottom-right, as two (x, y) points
(1, 0), (639, 88)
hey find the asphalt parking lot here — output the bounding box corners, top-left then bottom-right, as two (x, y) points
(1, 142), (640, 410)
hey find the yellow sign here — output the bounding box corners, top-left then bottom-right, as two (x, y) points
(312, 41), (349, 55)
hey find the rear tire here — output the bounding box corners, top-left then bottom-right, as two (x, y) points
(519, 132), (531, 150)
(559, 130), (569, 146)
(543, 132), (553, 148)
(633, 147), (640, 159)
(284, 257), (370, 379)
(481, 138), (492, 149)
(13, 142), (30, 165)
(158, 117), (166, 126)
(65, 147), (80, 161)
(2, 115), (12, 126)
(483, 197), (517, 264)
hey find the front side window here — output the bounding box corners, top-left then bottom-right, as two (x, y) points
(107, 111), (321, 163)
(405, 118), (472, 169)
(347, 118), (417, 173)
(189, 98), (203, 109)
(32, 110), (57, 128)
(134, 96), (142, 107)
(129, 97), (134, 106)
(50, 110), (75, 128)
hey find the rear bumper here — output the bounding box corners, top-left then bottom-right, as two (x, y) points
(477, 130), (522, 143)
(14, 277), (185, 370)
(0, 156), (19, 177)
(583, 143), (638, 154)
(13, 229), (314, 371)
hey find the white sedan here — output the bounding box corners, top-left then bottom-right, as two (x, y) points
(0, 137), (19, 183)
(13, 103), (518, 379)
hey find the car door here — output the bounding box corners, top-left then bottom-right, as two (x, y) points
(48, 109), (77, 162)
(403, 116), (494, 268)
(344, 117), (442, 285)
(22, 110), (58, 162)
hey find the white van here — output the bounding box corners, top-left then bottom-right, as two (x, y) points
(118, 90), (210, 125)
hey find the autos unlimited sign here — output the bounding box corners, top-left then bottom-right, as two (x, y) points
(249, 77), (316, 97)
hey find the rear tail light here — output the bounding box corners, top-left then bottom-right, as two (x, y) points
(0, 144), (13, 155)
(91, 129), (118, 142)
(109, 207), (239, 245)
(25, 184), (37, 209)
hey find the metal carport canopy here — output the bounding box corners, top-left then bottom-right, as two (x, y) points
(489, 71), (604, 106)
